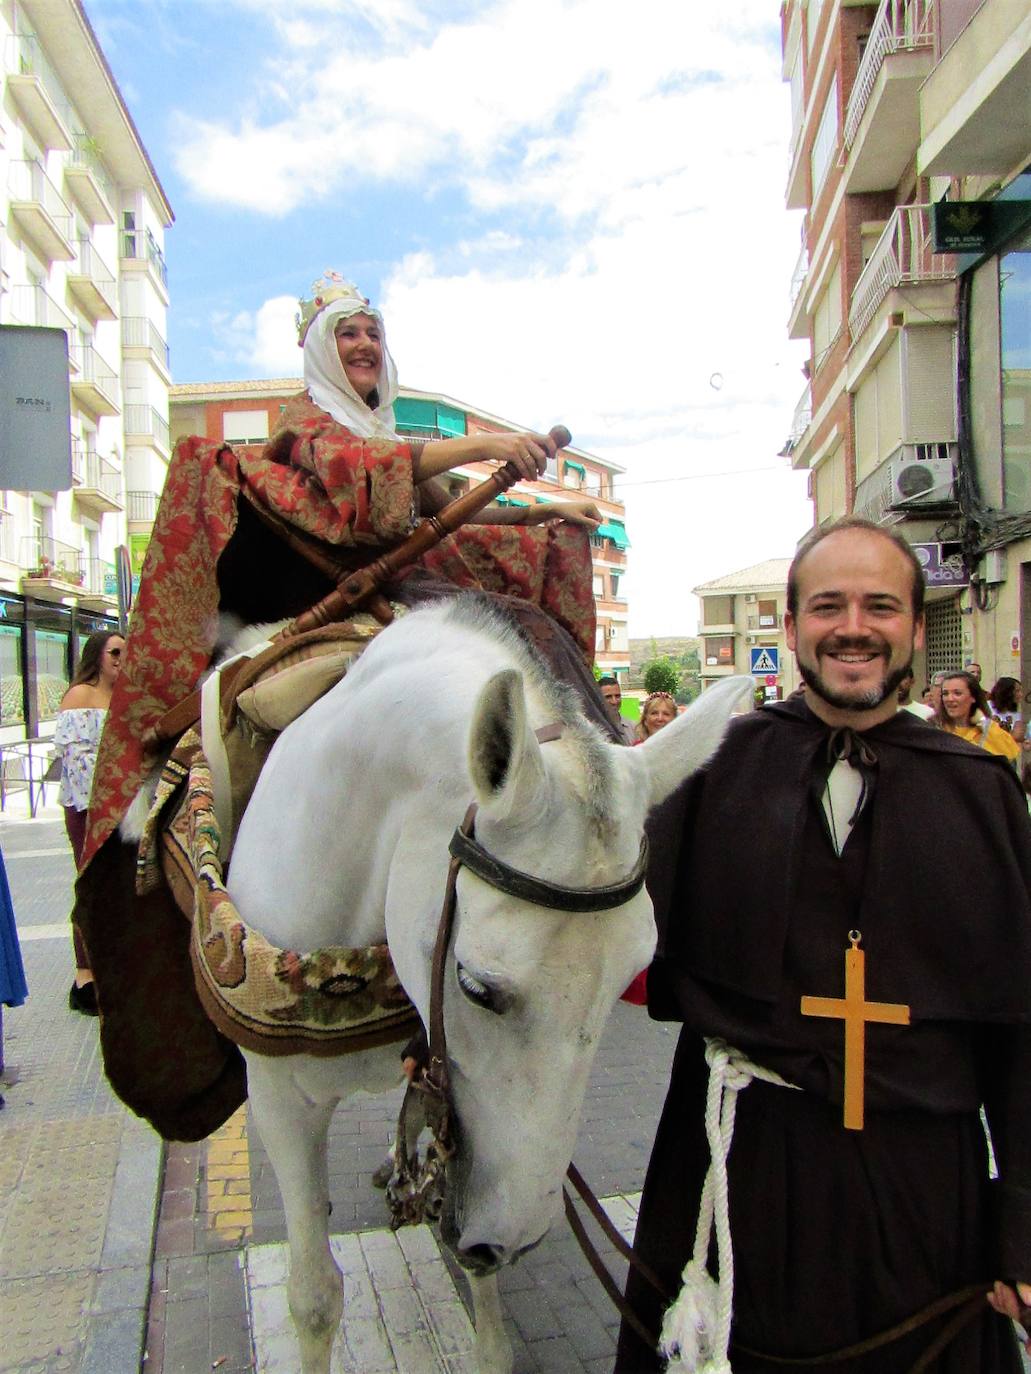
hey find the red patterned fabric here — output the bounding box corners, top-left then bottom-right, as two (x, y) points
(82, 395), (596, 869)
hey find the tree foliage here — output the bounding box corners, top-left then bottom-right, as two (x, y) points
(643, 656), (681, 696)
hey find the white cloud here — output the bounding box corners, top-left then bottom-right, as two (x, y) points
(190, 0), (812, 633)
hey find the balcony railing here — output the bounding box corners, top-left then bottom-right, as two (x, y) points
(122, 227), (168, 291)
(124, 404), (170, 454)
(7, 159), (74, 259)
(122, 316), (171, 372)
(82, 557), (117, 598)
(69, 344), (120, 414)
(20, 536), (83, 584)
(75, 449), (123, 508)
(849, 204), (954, 342)
(126, 489), (162, 524)
(788, 232), (809, 316)
(844, 0), (936, 151)
(65, 133), (115, 220)
(7, 283), (75, 342)
(68, 239), (118, 319)
(4, 32), (74, 148)
(789, 385), (813, 445)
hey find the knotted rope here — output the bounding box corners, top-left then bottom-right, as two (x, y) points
(660, 1038), (800, 1373)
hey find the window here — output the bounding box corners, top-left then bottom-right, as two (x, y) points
(758, 599), (778, 628)
(1001, 225), (1031, 512)
(810, 77), (838, 201)
(35, 628), (69, 719)
(593, 575), (605, 598)
(703, 594), (734, 625)
(610, 572), (621, 599)
(0, 625), (24, 725)
(812, 262), (842, 370)
(223, 410), (270, 444)
(703, 636), (734, 667)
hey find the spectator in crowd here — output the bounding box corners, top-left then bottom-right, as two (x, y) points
(897, 668), (934, 720)
(55, 630), (124, 1014)
(0, 845), (26, 1109)
(988, 676), (1026, 743)
(937, 670), (1021, 766)
(634, 691), (677, 743)
(929, 669), (948, 715)
(598, 675), (636, 745)
(966, 661), (983, 683)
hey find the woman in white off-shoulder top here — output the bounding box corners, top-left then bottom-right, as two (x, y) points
(55, 630), (124, 1014)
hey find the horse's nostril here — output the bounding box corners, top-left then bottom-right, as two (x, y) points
(458, 1242), (504, 1273)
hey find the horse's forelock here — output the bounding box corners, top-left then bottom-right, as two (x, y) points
(442, 595), (619, 839)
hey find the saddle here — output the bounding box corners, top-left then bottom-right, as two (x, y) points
(135, 616), (419, 1059)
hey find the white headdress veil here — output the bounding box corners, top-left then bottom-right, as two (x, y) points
(303, 297), (400, 440)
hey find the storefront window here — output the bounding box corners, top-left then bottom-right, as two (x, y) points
(0, 626), (24, 726)
(36, 628), (69, 720)
(1001, 225), (1031, 511)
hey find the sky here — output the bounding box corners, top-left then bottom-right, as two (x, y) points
(86, 0), (813, 636)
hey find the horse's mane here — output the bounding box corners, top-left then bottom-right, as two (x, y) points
(440, 594), (619, 839)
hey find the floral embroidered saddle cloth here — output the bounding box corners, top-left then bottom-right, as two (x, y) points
(136, 621), (419, 1058)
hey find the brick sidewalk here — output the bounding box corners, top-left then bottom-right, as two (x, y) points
(145, 1003), (678, 1373)
(0, 805), (163, 1374)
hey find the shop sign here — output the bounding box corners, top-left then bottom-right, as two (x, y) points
(911, 542), (967, 589)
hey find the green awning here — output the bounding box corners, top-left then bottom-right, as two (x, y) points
(496, 494), (529, 507)
(564, 459), (586, 476)
(596, 520), (630, 549)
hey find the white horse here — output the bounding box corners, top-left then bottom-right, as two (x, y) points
(227, 595), (749, 1373)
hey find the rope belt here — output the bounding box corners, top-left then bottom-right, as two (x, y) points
(660, 1038), (800, 1374)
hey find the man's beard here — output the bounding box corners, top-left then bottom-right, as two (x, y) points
(798, 642), (913, 712)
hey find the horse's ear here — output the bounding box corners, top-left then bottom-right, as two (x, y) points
(468, 668), (547, 819)
(636, 675), (755, 810)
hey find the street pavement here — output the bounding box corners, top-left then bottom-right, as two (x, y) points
(0, 798), (679, 1374)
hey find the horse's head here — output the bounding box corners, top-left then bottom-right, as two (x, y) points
(387, 666), (752, 1275)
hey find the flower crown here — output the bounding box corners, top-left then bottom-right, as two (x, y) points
(295, 271), (376, 346)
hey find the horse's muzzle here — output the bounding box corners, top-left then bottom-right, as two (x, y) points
(454, 1241), (506, 1276)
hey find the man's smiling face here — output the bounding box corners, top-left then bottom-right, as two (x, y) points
(785, 528), (924, 727)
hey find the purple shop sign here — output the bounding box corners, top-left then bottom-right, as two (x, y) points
(912, 542), (968, 589)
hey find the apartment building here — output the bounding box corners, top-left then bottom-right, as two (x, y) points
(782, 0), (1031, 686)
(695, 558), (799, 698)
(0, 0), (173, 735)
(169, 380), (631, 676)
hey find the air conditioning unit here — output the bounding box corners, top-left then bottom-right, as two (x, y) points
(890, 448), (956, 508)
(607, 625), (619, 639)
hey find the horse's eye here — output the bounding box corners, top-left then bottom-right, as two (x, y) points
(456, 962), (501, 1014)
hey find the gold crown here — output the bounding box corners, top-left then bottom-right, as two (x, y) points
(296, 271), (375, 345)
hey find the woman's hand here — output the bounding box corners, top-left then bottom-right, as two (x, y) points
(414, 431), (558, 484)
(987, 1279), (1031, 1351)
(541, 500), (603, 530)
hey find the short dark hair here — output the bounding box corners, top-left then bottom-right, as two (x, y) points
(597, 675), (618, 687)
(989, 676), (1022, 713)
(787, 517), (925, 618)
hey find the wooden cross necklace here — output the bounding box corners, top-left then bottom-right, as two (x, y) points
(801, 929), (910, 1130)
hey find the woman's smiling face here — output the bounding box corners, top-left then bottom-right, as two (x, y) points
(334, 313), (382, 401)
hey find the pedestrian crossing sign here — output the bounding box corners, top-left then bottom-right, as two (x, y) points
(750, 647), (779, 675)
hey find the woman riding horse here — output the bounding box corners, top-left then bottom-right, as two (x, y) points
(73, 272), (618, 1141)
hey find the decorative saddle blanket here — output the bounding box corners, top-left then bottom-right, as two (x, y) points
(136, 623), (419, 1059)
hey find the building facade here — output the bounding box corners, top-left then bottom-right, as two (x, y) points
(168, 379), (632, 676)
(0, 0), (173, 736)
(695, 558), (798, 698)
(782, 0), (1031, 689)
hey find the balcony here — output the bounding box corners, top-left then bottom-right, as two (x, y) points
(848, 205), (955, 344)
(19, 536), (84, 598)
(781, 384), (814, 460)
(63, 134), (115, 225)
(73, 447), (123, 515)
(920, 0), (1031, 177)
(7, 160), (75, 263)
(844, 0), (935, 193)
(69, 345), (120, 417)
(6, 284), (76, 360)
(67, 240), (117, 321)
(122, 317), (171, 379)
(78, 558), (118, 610)
(121, 228), (169, 303)
(126, 489), (162, 525)
(124, 404), (171, 456)
(4, 33), (73, 150)
(787, 231), (810, 340)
